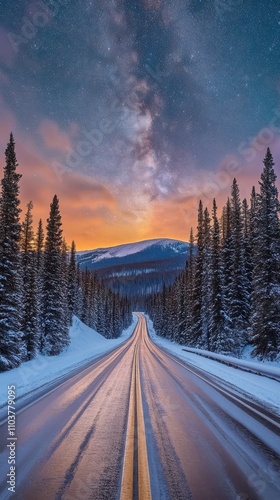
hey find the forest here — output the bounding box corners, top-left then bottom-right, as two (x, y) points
(146, 148), (280, 361)
(0, 134), (132, 372)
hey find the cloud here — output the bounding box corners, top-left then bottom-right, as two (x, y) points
(39, 119), (74, 153)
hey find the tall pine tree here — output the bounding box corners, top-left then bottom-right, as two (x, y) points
(68, 241), (77, 325)
(227, 179), (250, 351)
(250, 149), (280, 359)
(20, 201), (39, 360)
(190, 200), (204, 344)
(208, 199), (230, 353)
(0, 134), (23, 371)
(41, 195), (70, 355)
(201, 207), (211, 349)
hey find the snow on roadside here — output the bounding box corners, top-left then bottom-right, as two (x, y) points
(145, 316), (280, 416)
(0, 315), (137, 409)
(180, 346), (280, 381)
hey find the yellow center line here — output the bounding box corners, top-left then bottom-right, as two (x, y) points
(120, 317), (152, 499)
(135, 340), (152, 500)
(120, 340), (137, 500)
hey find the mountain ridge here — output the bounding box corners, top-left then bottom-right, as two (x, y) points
(77, 238), (189, 268)
(77, 238), (190, 302)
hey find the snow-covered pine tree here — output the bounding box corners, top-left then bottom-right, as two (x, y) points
(153, 282), (168, 338)
(105, 290), (114, 338)
(249, 186), (258, 301)
(185, 227), (195, 343)
(74, 263), (83, 318)
(35, 218), (44, 343)
(190, 200), (204, 345)
(166, 282), (177, 341)
(208, 199), (230, 353)
(36, 219), (44, 267)
(20, 201), (39, 360)
(91, 272), (99, 330)
(250, 149), (280, 359)
(112, 292), (123, 338)
(88, 273), (96, 329)
(81, 267), (91, 325)
(0, 133), (24, 371)
(41, 195), (70, 355)
(121, 295), (131, 330)
(201, 207), (211, 349)
(220, 198), (232, 330)
(61, 238), (71, 328)
(68, 241), (77, 325)
(97, 281), (107, 336)
(242, 197), (252, 312)
(173, 271), (187, 344)
(227, 178), (250, 352)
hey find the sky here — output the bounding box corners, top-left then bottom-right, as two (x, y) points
(0, 0), (280, 250)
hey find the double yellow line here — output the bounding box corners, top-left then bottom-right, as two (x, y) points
(120, 335), (152, 500)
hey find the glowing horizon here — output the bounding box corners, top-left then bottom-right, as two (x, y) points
(1, 2), (280, 250)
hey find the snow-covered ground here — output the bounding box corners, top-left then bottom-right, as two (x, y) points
(0, 315), (137, 413)
(180, 345), (280, 381)
(145, 316), (280, 416)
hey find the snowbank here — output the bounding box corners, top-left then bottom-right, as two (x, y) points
(145, 316), (280, 416)
(0, 315), (137, 412)
(181, 346), (280, 381)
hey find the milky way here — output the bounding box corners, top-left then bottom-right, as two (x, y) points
(0, 0), (280, 248)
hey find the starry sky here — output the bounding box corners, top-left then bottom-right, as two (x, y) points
(0, 0), (280, 249)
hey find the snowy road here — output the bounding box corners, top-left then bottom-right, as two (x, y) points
(0, 313), (280, 499)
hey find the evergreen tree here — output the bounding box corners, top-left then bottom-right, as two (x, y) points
(173, 270), (187, 344)
(0, 133), (23, 371)
(61, 238), (71, 327)
(20, 201), (39, 360)
(81, 268), (91, 325)
(36, 218), (44, 269)
(242, 197), (252, 309)
(185, 228), (195, 343)
(201, 207), (211, 349)
(228, 179), (250, 351)
(250, 149), (280, 359)
(190, 200), (204, 344)
(74, 263), (83, 318)
(41, 195), (70, 355)
(208, 199), (230, 352)
(35, 218), (44, 343)
(221, 198), (232, 325)
(68, 241), (77, 325)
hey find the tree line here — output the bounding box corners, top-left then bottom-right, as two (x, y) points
(146, 148), (280, 360)
(0, 133), (132, 372)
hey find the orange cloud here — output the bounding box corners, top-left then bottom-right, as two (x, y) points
(39, 119), (73, 152)
(20, 169), (120, 249)
(56, 172), (116, 208)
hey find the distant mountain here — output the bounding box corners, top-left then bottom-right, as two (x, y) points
(78, 238), (189, 269)
(77, 238), (189, 303)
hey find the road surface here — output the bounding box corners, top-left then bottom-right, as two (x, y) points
(0, 313), (279, 499)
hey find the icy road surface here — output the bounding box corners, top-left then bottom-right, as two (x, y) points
(0, 313), (279, 499)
